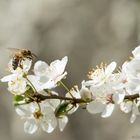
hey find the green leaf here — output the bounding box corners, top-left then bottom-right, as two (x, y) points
(14, 95), (24, 102)
(13, 95), (25, 106)
(55, 102), (69, 117)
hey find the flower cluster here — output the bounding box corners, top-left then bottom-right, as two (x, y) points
(1, 56), (70, 134)
(84, 46), (140, 122)
(1, 46), (140, 134)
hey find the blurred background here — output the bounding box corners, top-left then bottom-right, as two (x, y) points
(0, 0), (140, 140)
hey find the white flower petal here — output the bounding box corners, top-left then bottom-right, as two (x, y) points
(132, 46), (140, 58)
(41, 117), (57, 133)
(16, 104), (32, 117)
(29, 102), (39, 113)
(1, 74), (15, 82)
(130, 114), (137, 123)
(27, 75), (41, 90)
(21, 59), (32, 73)
(101, 103), (115, 118)
(113, 93), (125, 104)
(54, 72), (67, 83)
(87, 101), (105, 114)
(24, 119), (38, 134)
(41, 105), (57, 133)
(8, 77), (27, 94)
(120, 101), (133, 113)
(58, 116), (68, 131)
(80, 87), (92, 101)
(40, 79), (56, 90)
(34, 61), (49, 76)
(40, 102), (53, 113)
(47, 56), (68, 80)
(49, 99), (60, 109)
(105, 62), (117, 76)
(50, 56), (68, 76)
(83, 80), (95, 87)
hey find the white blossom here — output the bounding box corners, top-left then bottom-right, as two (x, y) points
(120, 100), (140, 123)
(84, 62), (126, 118)
(1, 73), (27, 95)
(3, 45), (140, 134)
(84, 62), (117, 87)
(27, 56), (68, 91)
(1, 58), (32, 95)
(16, 102), (57, 134)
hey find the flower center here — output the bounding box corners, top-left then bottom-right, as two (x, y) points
(33, 111), (43, 119)
(106, 94), (113, 104)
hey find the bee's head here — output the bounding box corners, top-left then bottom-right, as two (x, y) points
(22, 49), (32, 56)
(27, 50), (32, 55)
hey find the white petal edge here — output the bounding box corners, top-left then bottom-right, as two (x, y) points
(120, 101), (133, 113)
(87, 101), (105, 114)
(41, 117), (57, 133)
(105, 62), (117, 76)
(132, 46), (140, 58)
(101, 103), (115, 118)
(130, 114), (136, 123)
(24, 119), (38, 134)
(113, 93), (125, 104)
(1, 74), (15, 82)
(58, 116), (68, 132)
(34, 61), (48, 76)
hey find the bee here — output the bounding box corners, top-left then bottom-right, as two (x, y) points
(8, 48), (36, 70)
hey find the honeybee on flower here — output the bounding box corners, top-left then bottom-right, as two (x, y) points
(2, 45), (140, 135)
(1, 56), (32, 95)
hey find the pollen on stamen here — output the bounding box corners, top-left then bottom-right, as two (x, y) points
(87, 63), (107, 79)
(87, 68), (94, 79)
(87, 72), (94, 79)
(33, 111), (43, 119)
(100, 62), (103, 69)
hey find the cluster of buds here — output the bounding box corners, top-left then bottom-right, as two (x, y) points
(1, 46), (140, 134)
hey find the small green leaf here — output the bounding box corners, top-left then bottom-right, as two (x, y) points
(55, 102), (69, 117)
(13, 95), (25, 106)
(14, 95), (24, 102)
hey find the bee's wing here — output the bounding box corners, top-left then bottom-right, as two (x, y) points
(7, 48), (21, 52)
(7, 48), (21, 57)
(31, 53), (38, 59)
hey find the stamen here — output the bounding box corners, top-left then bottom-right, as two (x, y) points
(33, 111), (43, 119)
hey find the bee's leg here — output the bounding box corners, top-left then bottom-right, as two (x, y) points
(19, 58), (23, 69)
(26, 56), (32, 60)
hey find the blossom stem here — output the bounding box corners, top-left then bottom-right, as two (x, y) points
(124, 94), (139, 101)
(59, 81), (75, 99)
(25, 92), (36, 101)
(33, 94), (88, 104)
(35, 93), (140, 104)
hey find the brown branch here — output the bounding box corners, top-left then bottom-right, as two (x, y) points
(33, 93), (140, 103)
(124, 94), (139, 101)
(32, 94), (89, 104)
(25, 93), (140, 106)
